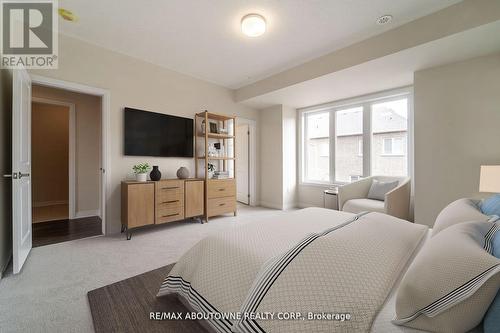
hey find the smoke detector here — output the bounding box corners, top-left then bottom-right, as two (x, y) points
(376, 15), (393, 25)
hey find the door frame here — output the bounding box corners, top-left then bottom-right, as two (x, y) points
(235, 118), (257, 206)
(31, 97), (76, 219)
(30, 75), (110, 235)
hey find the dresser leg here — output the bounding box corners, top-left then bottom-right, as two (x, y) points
(126, 227), (131, 240)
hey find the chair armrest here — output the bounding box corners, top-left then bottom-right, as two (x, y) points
(338, 177), (373, 210)
(384, 178), (411, 220)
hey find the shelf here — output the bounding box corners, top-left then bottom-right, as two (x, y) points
(197, 157), (235, 160)
(196, 112), (234, 121)
(197, 133), (234, 139)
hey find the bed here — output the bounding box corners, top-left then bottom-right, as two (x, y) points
(157, 207), (490, 333)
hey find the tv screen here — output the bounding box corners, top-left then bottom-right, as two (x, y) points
(124, 108), (194, 157)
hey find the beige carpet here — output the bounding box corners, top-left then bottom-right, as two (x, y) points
(0, 204), (282, 332)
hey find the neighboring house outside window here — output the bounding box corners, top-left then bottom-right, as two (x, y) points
(300, 88), (411, 184)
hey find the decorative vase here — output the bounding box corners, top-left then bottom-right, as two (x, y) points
(150, 166), (161, 181)
(136, 173), (148, 182)
(176, 167), (189, 179)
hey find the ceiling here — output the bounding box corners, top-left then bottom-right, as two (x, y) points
(241, 20), (500, 109)
(58, 0), (462, 89)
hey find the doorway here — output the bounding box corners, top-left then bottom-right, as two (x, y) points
(31, 100), (73, 223)
(30, 85), (103, 247)
(235, 118), (256, 206)
(236, 124), (249, 204)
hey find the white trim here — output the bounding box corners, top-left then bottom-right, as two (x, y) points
(30, 75), (110, 235)
(236, 117), (257, 207)
(299, 86), (413, 186)
(33, 200), (68, 208)
(259, 201), (283, 210)
(75, 209), (100, 219)
(298, 86), (413, 113)
(32, 97), (76, 219)
(282, 202), (297, 210)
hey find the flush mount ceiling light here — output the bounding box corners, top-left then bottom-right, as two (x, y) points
(376, 14), (393, 25)
(241, 14), (266, 37)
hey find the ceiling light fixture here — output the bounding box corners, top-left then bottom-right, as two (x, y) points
(241, 14), (266, 37)
(376, 14), (392, 25)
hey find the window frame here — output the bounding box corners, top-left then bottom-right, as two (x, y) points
(299, 86), (413, 186)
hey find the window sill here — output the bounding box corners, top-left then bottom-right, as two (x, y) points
(299, 181), (347, 188)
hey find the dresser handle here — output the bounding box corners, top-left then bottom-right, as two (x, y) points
(218, 188), (225, 191)
(163, 186), (179, 190)
(163, 200), (179, 204)
(163, 213), (179, 217)
(219, 203), (226, 206)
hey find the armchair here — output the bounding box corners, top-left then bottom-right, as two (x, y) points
(338, 176), (411, 220)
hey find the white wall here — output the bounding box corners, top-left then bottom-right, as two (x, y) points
(31, 34), (259, 234)
(259, 105), (283, 209)
(259, 104), (297, 209)
(282, 105), (297, 209)
(414, 52), (500, 226)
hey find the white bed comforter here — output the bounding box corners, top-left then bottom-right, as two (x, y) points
(157, 208), (428, 333)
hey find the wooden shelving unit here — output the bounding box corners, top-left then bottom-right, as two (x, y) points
(195, 111), (237, 222)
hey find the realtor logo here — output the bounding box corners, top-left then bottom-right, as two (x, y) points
(1, 0), (58, 68)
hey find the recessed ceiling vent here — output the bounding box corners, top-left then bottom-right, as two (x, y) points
(376, 15), (393, 25)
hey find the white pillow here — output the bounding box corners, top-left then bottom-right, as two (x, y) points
(393, 220), (500, 333)
(432, 198), (490, 236)
(367, 179), (399, 201)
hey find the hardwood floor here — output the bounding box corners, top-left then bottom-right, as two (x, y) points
(32, 216), (102, 248)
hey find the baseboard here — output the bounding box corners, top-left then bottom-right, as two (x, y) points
(282, 202), (297, 210)
(33, 200), (68, 208)
(259, 201), (283, 210)
(0, 252), (12, 281)
(297, 202), (320, 209)
(75, 209), (100, 219)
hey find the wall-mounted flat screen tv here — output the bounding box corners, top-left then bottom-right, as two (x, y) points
(124, 107), (194, 157)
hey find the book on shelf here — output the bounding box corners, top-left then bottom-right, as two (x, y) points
(212, 171), (230, 179)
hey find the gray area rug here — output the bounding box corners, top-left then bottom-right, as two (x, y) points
(87, 263), (209, 333)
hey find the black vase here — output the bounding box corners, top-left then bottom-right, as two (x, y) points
(150, 166), (161, 181)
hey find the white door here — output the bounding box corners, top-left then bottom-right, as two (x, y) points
(12, 69), (32, 274)
(236, 124), (249, 204)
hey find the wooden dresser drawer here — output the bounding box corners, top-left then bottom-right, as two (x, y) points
(207, 196), (236, 217)
(207, 179), (236, 199)
(156, 204), (184, 224)
(156, 180), (184, 204)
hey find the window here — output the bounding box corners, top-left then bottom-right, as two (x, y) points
(335, 107), (363, 183)
(304, 112), (329, 182)
(301, 89), (411, 184)
(372, 99), (408, 177)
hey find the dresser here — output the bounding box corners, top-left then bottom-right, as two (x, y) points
(207, 179), (236, 218)
(121, 179), (204, 239)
